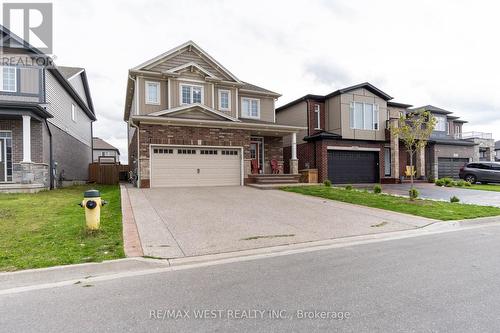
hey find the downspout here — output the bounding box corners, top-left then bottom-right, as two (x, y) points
(129, 74), (140, 188)
(44, 119), (54, 190)
(129, 118), (140, 188)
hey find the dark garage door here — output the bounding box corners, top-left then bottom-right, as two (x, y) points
(438, 157), (469, 179)
(328, 150), (379, 184)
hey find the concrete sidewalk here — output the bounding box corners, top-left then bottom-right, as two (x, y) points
(125, 186), (434, 259)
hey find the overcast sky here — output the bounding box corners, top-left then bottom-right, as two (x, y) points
(39, 0), (500, 162)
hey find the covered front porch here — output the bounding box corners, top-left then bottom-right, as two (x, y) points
(0, 103), (52, 192)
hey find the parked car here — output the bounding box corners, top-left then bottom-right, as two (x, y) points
(459, 162), (500, 184)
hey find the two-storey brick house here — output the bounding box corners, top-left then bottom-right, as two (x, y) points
(276, 83), (408, 184)
(124, 41), (303, 188)
(0, 25), (96, 192)
(277, 83), (492, 183)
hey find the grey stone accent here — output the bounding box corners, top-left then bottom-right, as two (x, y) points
(290, 159), (299, 174)
(12, 162), (49, 187)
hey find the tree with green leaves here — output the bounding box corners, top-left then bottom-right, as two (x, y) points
(391, 110), (436, 199)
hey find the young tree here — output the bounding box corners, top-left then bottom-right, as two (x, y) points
(391, 110), (436, 198)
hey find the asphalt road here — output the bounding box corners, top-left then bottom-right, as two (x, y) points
(3, 224), (500, 332)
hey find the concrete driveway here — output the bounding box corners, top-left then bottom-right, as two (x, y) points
(126, 186), (433, 259)
(382, 183), (500, 207)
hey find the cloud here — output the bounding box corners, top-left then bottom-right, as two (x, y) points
(48, 0), (500, 165)
(303, 61), (352, 87)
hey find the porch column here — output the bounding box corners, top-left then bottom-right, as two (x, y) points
(416, 146), (425, 178)
(22, 115), (31, 163)
(291, 132), (297, 160)
(290, 132), (298, 174)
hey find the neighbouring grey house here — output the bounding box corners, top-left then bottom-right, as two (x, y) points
(92, 137), (120, 162)
(0, 25), (96, 192)
(414, 105), (495, 179)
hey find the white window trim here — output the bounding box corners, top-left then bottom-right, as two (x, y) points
(71, 104), (76, 122)
(180, 83), (204, 105)
(241, 97), (260, 119)
(349, 102), (379, 130)
(218, 89), (231, 111)
(314, 105), (321, 130)
(145, 81), (161, 105)
(0, 66), (17, 92)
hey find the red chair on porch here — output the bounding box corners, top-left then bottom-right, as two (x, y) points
(251, 159), (260, 174)
(270, 159), (280, 174)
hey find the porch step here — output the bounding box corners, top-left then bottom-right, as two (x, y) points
(248, 174), (301, 184)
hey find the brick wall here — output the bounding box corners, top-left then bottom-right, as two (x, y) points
(263, 136), (283, 173)
(0, 118), (43, 163)
(137, 124), (280, 187)
(295, 139), (386, 182)
(307, 101), (326, 136)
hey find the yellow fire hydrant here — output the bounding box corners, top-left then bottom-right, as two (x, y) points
(79, 189), (108, 230)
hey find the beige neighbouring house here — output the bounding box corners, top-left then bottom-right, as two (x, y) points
(124, 41), (304, 188)
(92, 137), (120, 162)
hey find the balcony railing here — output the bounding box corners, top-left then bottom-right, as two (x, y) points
(461, 131), (493, 140)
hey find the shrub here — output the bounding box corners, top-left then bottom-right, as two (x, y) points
(373, 184), (382, 194)
(323, 180), (331, 187)
(456, 180), (466, 187)
(442, 177), (454, 187)
(409, 187), (419, 200)
(435, 179), (445, 187)
(450, 196), (460, 203)
(464, 181), (472, 187)
(427, 175), (435, 183)
(345, 184), (353, 190)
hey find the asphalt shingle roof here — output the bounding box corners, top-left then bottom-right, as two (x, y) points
(93, 137), (120, 153)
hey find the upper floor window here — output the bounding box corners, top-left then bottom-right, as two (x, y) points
(145, 81), (160, 105)
(314, 104), (321, 129)
(241, 97), (260, 119)
(435, 115), (447, 131)
(349, 102), (379, 130)
(0, 66), (16, 92)
(218, 89), (231, 111)
(181, 84), (203, 105)
(71, 104), (76, 122)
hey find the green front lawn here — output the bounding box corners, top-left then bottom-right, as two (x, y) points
(0, 185), (124, 271)
(282, 186), (500, 221)
(467, 184), (500, 192)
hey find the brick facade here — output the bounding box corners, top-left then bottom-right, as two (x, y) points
(0, 118), (48, 187)
(135, 124), (284, 188)
(287, 138), (389, 183)
(307, 101), (326, 136)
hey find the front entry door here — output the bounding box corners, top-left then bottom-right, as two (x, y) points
(0, 139), (5, 182)
(250, 138), (264, 174)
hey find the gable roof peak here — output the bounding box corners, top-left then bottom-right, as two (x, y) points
(131, 40), (241, 83)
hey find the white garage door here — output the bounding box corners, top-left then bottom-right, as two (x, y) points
(151, 146), (241, 187)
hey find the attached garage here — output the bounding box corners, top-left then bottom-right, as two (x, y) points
(150, 146), (242, 187)
(438, 157), (469, 179)
(327, 150), (380, 184)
